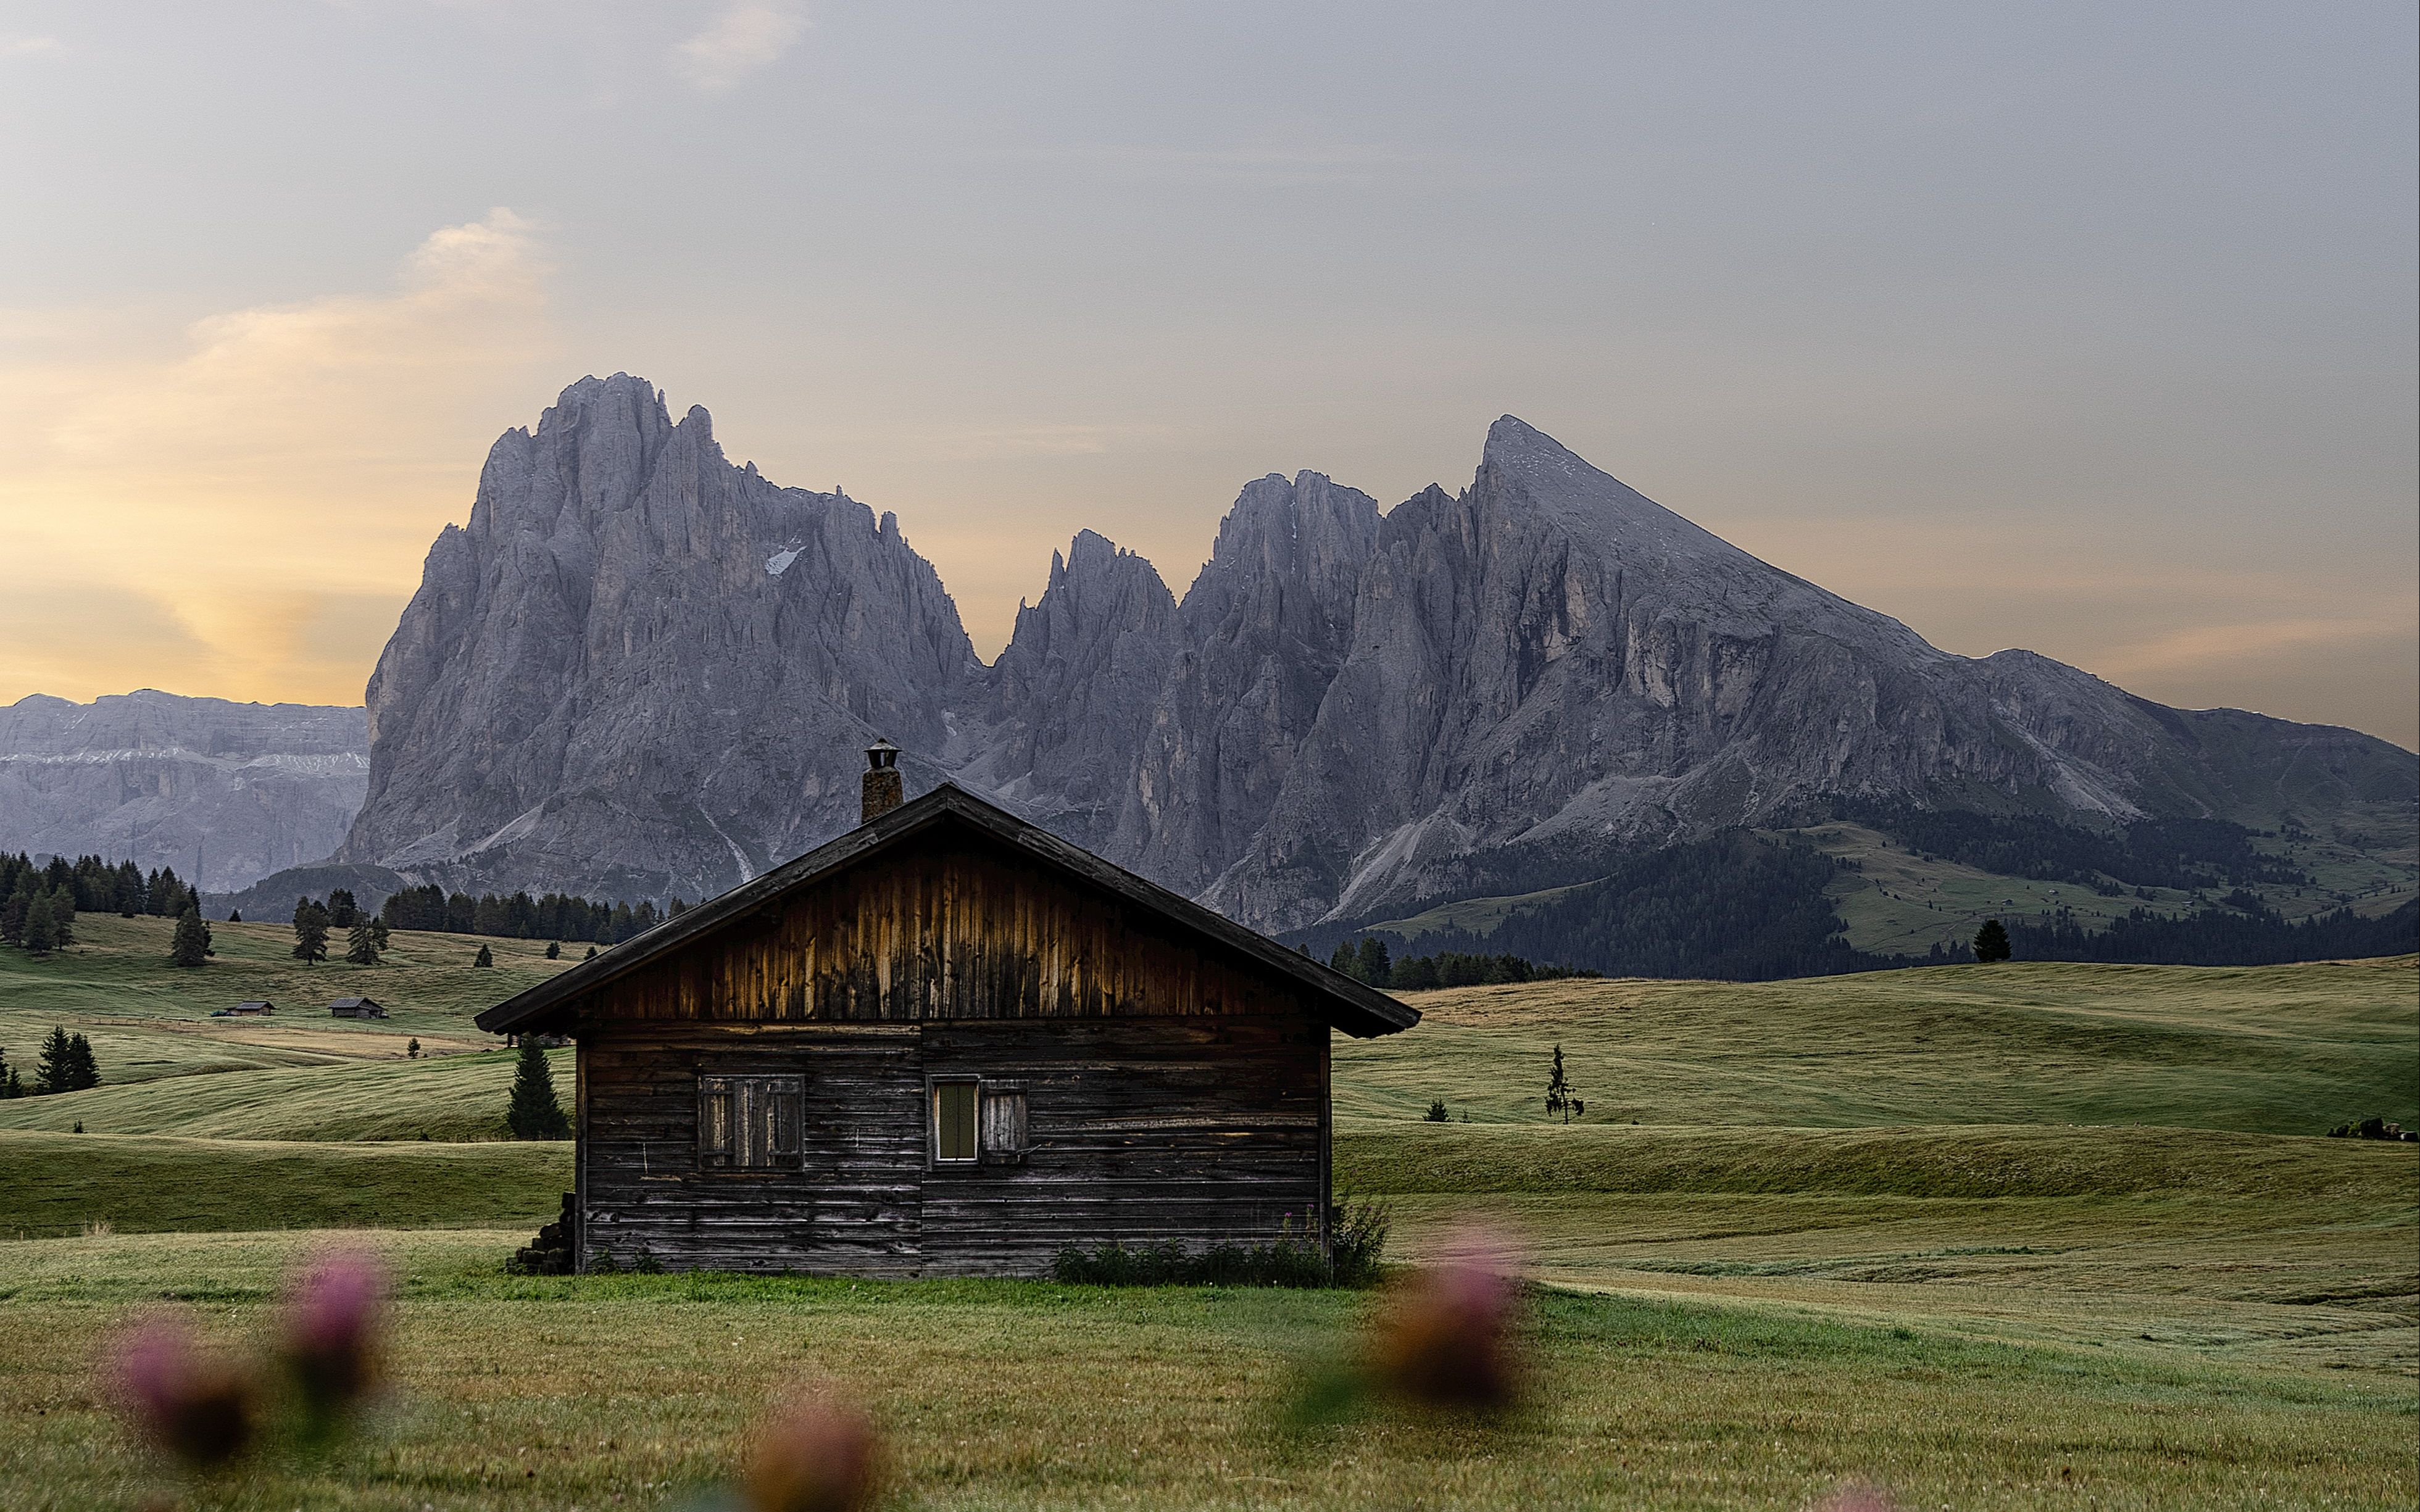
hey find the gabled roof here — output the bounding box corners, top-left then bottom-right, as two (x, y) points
(475, 783), (1419, 1040)
(330, 997), (383, 1009)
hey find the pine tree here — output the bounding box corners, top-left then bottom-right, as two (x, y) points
(169, 905), (212, 968)
(545, 940), (560, 960)
(292, 899), (330, 965)
(228, 909), (241, 923)
(505, 1038), (570, 1139)
(22, 897), (58, 957)
(1328, 940), (1362, 980)
(0, 1045), (10, 1097)
(1544, 1044), (1584, 1124)
(64, 1032), (99, 1091)
(1973, 918), (2013, 963)
(406, 1038), (420, 1059)
(583, 945), (597, 962)
(35, 1025), (74, 1094)
(345, 920), (381, 966)
(2, 882), (31, 945)
(472, 944), (494, 968)
(326, 889), (360, 928)
(1356, 937), (1393, 987)
(46, 888), (74, 946)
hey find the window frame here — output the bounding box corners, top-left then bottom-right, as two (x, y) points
(929, 1076), (981, 1166)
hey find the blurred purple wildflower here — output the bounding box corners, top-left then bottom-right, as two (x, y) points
(1815, 1482), (1897, 1512)
(1365, 1226), (1524, 1410)
(106, 1319), (258, 1471)
(742, 1394), (883, 1512)
(277, 1248), (389, 1431)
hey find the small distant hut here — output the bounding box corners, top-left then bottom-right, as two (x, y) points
(330, 997), (388, 1020)
(476, 744), (1420, 1277)
(224, 1000), (275, 1016)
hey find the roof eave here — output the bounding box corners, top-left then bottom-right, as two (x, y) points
(472, 784), (1421, 1039)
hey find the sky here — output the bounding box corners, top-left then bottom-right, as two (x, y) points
(1, 1), (2413, 749)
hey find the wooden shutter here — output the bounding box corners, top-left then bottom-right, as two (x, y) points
(699, 1076), (734, 1169)
(703, 1074), (801, 1171)
(979, 1081), (1027, 1163)
(770, 1078), (802, 1162)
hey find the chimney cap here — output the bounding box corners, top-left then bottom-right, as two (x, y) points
(865, 738), (900, 770)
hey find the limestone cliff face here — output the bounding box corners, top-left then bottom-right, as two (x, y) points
(1113, 471), (1381, 898)
(958, 530), (1181, 853)
(343, 375), (976, 900)
(0, 691), (366, 890)
(340, 381), (2416, 921)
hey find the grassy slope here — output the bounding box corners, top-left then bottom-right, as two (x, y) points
(1334, 956), (2420, 1132)
(0, 1045), (559, 1140)
(0, 1131), (568, 1238)
(1, 1228), (2411, 1512)
(0, 913), (573, 1088)
(1367, 812), (2420, 958)
(0, 949), (2413, 1506)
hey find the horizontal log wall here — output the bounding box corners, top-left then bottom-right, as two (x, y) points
(579, 1013), (1326, 1277)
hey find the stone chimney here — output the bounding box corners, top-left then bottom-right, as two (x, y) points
(860, 739), (903, 823)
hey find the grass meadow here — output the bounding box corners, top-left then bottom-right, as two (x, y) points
(0, 915), (2413, 1508)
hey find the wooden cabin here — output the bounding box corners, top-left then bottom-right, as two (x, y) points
(476, 748), (1418, 1277)
(329, 997), (388, 1020)
(221, 1000), (275, 1016)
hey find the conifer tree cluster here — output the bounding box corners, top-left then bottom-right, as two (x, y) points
(0, 1044), (25, 1097)
(31, 1026), (101, 1095)
(1326, 936), (1597, 989)
(344, 917), (390, 966)
(0, 850), (198, 936)
(376, 884), (675, 945)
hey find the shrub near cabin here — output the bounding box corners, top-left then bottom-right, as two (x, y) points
(476, 769), (1416, 1277)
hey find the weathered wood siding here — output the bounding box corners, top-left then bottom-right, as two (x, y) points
(568, 829), (1335, 1276)
(578, 1014), (1327, 1276)
(583, 830), (1315, 1026)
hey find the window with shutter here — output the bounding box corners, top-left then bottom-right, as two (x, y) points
(932, 1080), (978, 1163)
(979, 1082), (1027, 1163)
(699, 1074), (802, 1171)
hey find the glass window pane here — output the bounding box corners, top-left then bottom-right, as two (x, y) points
(936, 1082), (977, 1161)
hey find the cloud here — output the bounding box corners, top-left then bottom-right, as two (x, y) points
(0, 209), (558, 707)
(674, 2), (807, 93)
(2093, 602), (2420, 682)
(0, 34), (64, 58)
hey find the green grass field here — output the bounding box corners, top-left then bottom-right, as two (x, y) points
(0, 919), (2413, 1508)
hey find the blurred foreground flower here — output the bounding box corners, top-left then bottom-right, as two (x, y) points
(276, 1248), (389, 1435)
(1814, 1482), (1897, 1512)
(741, 1394), (883, 1512)
(1364, 1227), (1524, 1410)
(107, 1320), (258, 1471)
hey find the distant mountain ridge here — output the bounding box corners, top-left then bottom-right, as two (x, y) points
(326, 374), (2415, 944)
(0, 691), (367, 891)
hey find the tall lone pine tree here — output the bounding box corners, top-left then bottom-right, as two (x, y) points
(1545, 1044), (1584, 1124)
(506, 1038), (570, 1139)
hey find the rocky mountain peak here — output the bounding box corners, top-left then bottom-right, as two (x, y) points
(334, 384), (2413, 934)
